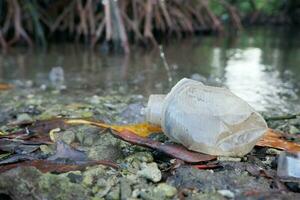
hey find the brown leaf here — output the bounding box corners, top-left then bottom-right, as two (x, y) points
(66, 119), (161, 137)
(109, 129), (216, 163)
(0, 83), (13, 90)
(1, 118), (69, 143)
(0, 159), (118, 173)
(257, 129), (300, 152)
(48, 141), (87, 162)
(192, 163), (220, 170)
(0, 138), (40, 154)
(3, 118), (161, 141)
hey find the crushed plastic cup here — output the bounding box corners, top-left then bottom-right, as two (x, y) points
(145, 78), (268, 156)
(277, 151), (300, 180)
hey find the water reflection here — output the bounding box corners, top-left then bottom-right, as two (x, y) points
(224, 48), (274, 111)
(0, 27), (299, 113)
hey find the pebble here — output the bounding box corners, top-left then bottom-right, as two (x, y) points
(40, 145), (54, 155)
(61, 130), (76, 144)
(217, 189), (235, 199)
(90, 95), (101, 104)
(137, 162), (162, 182)
(289, 125), (300, 134)
(120, 178), (132, 200)
(218, 156), (241, 162)
(154, 183), (177, 198)
(266, 148), (282, 155)
(16, 113), (33, 122)
(106, 185), (120, 200)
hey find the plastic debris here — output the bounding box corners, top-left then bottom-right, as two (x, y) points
(277, 151), (300, 180)
(145, 78), (268, 156)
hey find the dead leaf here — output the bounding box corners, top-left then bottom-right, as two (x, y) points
(108, 129), (216, 163)
(0, 83), (12, 90)
(52, 119), (215, 163)
(0, 138), (40, 154)
(48, 141), (87, 162)
(0, 159), (118, 173)
(192, 163), (220, 170)
(66, 119), (161, 137)
(0, 154), (38, 165)
(257, 129), (300, 152)
(1, 118), (68, 143)
(3, 118), (161, 141)
(8, 118), (300, 162)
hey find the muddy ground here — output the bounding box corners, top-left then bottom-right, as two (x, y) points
(0, 83), (300, 200)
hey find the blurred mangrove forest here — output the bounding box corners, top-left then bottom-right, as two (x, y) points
(0, 0), (299, 53)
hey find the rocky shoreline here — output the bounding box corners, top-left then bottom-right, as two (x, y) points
(0, 85), (300, 200)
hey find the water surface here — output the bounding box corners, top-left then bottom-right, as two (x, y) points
(1, 27), (299, 114)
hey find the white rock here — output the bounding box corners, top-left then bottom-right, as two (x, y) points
(137, 162), (162, 182)
(218, 189), (235, 199)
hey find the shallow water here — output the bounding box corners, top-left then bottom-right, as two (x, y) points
(0, 27), (299, 114)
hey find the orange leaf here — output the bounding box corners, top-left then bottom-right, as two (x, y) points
(65, 119), (162, 137)
(256, 129), (300, 152)
(0, 83), (12, 91)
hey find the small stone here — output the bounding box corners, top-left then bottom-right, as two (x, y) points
(91, 197), (105, 200)
(65, 171), (82, 184)
(154, 183), (177, 198)
(75, 126), (100, 146)
(126, 152), (154, 163)
(61, 130), (76, 144)
(87, 144), (121, 161)
(137, 162), (162, 182)
(40, 145), (54, 155)
(289, 125), (300, 134)
(40, 84), (47, 90)
(120, 178), (132, 200)
(82, 166), (106, 187)
(218, 156), (241, 162)
(266, 148), (282, 155)
(90, 95), (101, 104)
(16, 113), (32, 122)
(131, 189), (141, 198)
(83, 134), (97, 146)
(81, 111), (94, 118)
(262, 156), (275, 166)
(106, 185), (120, 200)
(217, 189), (235, 199)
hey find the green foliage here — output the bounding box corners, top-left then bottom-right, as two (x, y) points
(210, 0), (287, 16)
(24, 0), (47, 47)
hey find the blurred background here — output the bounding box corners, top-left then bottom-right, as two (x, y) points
(0, 0), (300, 114)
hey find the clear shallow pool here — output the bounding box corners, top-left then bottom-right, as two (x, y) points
(0, 27), (299, 114)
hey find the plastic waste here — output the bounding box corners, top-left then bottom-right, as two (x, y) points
(277, 151), (300, 180)
(145, 78), (268, 156)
